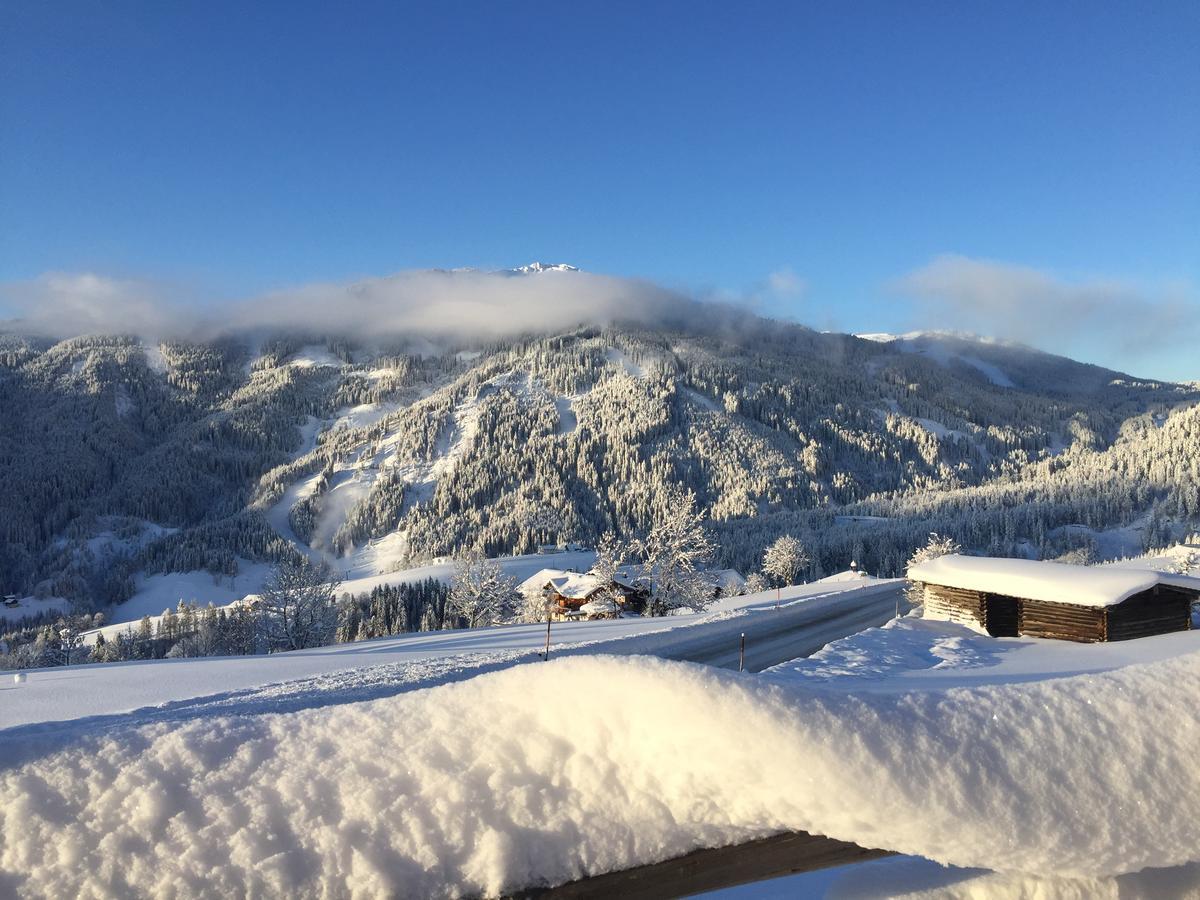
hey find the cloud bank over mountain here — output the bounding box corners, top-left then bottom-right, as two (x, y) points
(2, 257), (1195, 380)
(0, 267), (739, 344)
(895, 255), (1198, 361)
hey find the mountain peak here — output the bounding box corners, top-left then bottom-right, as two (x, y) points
(505, 262), (580, 275)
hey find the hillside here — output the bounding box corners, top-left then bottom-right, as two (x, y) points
(1, 292), (1197, 618)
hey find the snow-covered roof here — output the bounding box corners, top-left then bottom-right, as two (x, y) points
(517, 568), (566, 595)
(909, 554), (1200, 609)
(708, 569), (745, 589)
(518, 568), (607, 600)
(612, 569), (646, 590)
(548, 573), (606, 601)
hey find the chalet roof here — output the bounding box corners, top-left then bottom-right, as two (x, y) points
(612, 569), (647, 590)
(517, 568), (607, 601)
(517, 568), (566, 595)
(707, 569), (746, 591)
(546, 573), (606, 601)
(909, 554), (1200, 609)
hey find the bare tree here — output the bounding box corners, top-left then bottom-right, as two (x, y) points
(519, 586), (556, 625)
(587, 531), (631, 608)
(258, 555), (341, 651)
(448, 552), (518, 628)
(634, 486), (717, 616)
(762, 535), (809, 601)
(58, 621), (84, 666)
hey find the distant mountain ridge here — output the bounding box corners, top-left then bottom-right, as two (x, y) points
(1, 299), (1197, 617)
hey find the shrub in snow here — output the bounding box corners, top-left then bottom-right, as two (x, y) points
(904, 533), (962, 607)
(1169, 550), (1198, 576)
(738, 573), (765, 596)
(579, 597), (619, 619)
(1055, 544), (1096, 566)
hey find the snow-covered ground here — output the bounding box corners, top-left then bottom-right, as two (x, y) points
(7, 576), (896, 731)
(0, 595), (70, 625)
(3, 566), (1198, 897)
(101, 561), (274, 628)
(3, 610), (1198, 897)
(99, 550), (601, 634)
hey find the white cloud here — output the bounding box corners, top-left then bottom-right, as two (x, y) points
(0, 272), (203, 340)
(766, 267), (807, 298)
(0, 267), (712, 343)
(226, 268), (697, 341)
(894, 254), (1198, 358)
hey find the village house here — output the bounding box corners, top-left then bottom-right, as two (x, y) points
(706, 569), (747, 598)
(518, 569), (631, 620)
(520, 564), (746, 621)
(909, 554), (1200, 642)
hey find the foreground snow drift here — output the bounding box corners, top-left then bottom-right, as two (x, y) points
(3, 645), (1200, 897)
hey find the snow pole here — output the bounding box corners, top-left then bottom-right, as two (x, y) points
(738, 632), (745, 672)
(544, 615), (552, 661)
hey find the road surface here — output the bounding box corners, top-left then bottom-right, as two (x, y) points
(648, 582), (906, 672)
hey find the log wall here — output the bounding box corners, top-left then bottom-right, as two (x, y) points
(1106, 587), (1192, 642)
(923, 585), (1020, 636)
(1019, 599), (1106, 642)
(923, 585), (987, 631)
(923, 581), (1197, 643)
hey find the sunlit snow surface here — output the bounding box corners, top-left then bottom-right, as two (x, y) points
(2, 612), (1199, 897)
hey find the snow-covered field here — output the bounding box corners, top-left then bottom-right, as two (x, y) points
(97, 550), (601, 635)
(3, 566), (1198, 897)
(100, 561), (274, 626)
(0, 595), (70, 625)
(6, 577), (895, 731)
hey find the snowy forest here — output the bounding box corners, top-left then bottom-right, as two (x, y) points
(1, 317), (1197, 646)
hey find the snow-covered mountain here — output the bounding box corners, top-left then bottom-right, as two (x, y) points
(1, 308), (1197, 618)
(503, 261), (580, 275)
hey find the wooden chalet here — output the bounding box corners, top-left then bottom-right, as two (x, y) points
(519, 569), (644, 620)
(909, 555), (1199, 643)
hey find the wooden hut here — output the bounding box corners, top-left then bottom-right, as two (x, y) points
(909, 555), (1199, 643)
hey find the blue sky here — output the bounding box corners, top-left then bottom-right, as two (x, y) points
(2, 1), (1197, 378)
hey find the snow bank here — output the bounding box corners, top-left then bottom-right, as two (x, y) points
(3, 645), (1200, 897)
(909, 553), (1200, 608)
